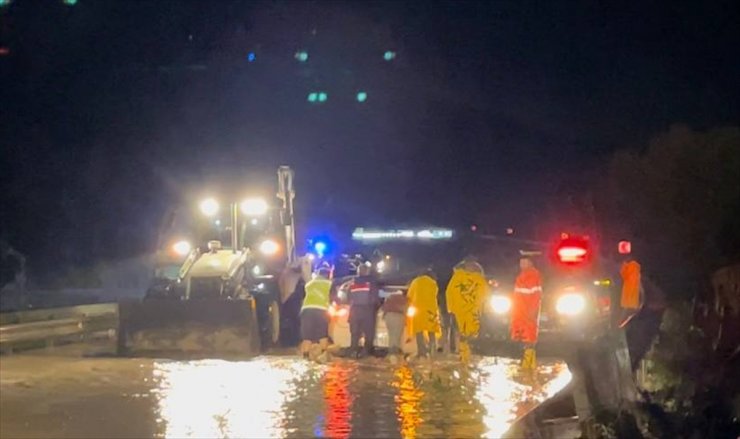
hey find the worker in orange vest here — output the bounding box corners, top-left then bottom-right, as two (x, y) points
(619, 256), (643, 327)
(615, 240), (643, 327)
(510, 256), (543, 371)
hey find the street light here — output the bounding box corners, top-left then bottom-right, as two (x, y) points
(240, 198), (268, 216)
(199, 198), (219, 217)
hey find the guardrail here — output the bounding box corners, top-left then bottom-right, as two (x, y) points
(0, 303), (118, 354)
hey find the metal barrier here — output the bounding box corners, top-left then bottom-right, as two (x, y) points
(0, 303), (118, 354)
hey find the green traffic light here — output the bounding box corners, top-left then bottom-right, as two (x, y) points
(318, 92), (327, 102)
(383, 51), (396, 61)
(0, 0), (12, 7)
(307, 92), (318, 103)
(295, 51), (309, 62)
(63, 0), (78, 5)
(356, 91), (368, 102)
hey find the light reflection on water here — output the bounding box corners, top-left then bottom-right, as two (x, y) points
(476, 358), (572, 437)
(148, 356), (571, 439)
(393, 366), (424, 439)
(321, 361), (356, 439)
(152, 358), (309, 438)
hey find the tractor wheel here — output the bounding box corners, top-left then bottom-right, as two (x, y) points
(256, 293), (281, 350)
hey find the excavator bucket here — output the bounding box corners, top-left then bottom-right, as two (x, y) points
(117, 299), (261, 359)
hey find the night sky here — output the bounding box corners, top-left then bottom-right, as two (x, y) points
(1, 1), (739, 273)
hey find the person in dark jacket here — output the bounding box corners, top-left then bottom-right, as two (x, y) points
(348, 263), (380, 357)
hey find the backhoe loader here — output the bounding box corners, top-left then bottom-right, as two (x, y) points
(117, 166), (311, 358)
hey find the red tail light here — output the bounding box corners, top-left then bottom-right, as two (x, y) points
(555, 235), (592, 265)
(557, 246), (588, 263)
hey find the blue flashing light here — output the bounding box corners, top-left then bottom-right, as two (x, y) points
(247, 52), (256, 62)
(314, 241), (328, 256)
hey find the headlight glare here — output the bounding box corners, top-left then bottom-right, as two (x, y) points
(240, 198), (268, 216)
(259, 239), (279, 255)
(171, 240), (191, 256)
(199, 198), (219, 217)
(556, 293), (586, 316)
(489, 295), (512, 314)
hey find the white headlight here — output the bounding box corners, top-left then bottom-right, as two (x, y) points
(199, 198), (219, 217)
(376, 260), (386, 273)
(171, 240), (191, 256)
(252, 265), (262, 276)
(489, 295), (512, 314)
(259, 239), (279, 255)
(556, 293), (586, 315)
(240, 198), (268, 216)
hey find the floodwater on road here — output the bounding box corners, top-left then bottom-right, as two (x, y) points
(0, 349), (571, 438)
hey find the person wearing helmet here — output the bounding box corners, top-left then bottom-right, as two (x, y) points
(299, 264), (333, 361)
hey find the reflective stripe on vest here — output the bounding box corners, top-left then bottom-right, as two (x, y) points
(350, 282), (371, 293)
(514, 286), (543, 294)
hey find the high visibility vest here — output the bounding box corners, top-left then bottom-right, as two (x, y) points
(302, 277), (332, 311)
(514, 267), (543, 295)
(620, 260), (642, 309)
(511, 267), (542, 344)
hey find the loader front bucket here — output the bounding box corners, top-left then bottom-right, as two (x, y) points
(117, 299), (260, 359)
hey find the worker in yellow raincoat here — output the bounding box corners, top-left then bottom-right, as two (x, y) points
(445, 256), (487, 362)
(407, 267), (441, 358)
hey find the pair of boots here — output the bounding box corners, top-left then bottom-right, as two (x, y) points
(520, 346), (537, 371)
(300, 339), (329, 361)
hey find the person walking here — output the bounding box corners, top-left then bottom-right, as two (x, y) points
(510, 256), (543, 371)
(407, 267), (441, 358)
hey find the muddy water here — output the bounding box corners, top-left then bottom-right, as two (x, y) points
(0, 352), (570, 438)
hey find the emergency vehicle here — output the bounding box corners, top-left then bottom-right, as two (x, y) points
(479, 234), (614, 348)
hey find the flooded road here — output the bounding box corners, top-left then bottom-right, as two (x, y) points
(1, 350), (570, 438)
